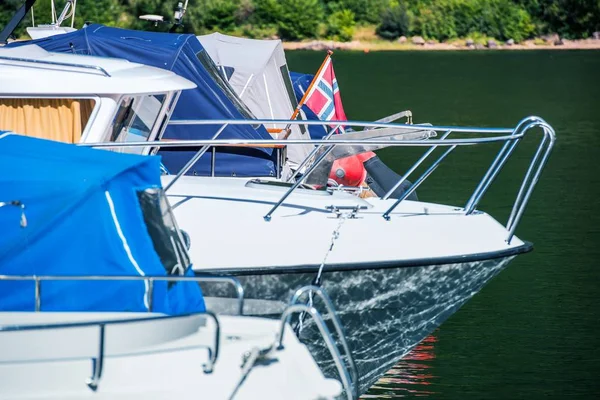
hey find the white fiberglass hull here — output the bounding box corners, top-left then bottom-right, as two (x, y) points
(165, 175), (527, 273)
(165, 176), (531, 394)
(0, 312), (341, 400)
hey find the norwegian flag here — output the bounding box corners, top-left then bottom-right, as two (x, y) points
(304, 57), (347, 122)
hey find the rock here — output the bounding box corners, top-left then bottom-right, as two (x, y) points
(593, 32), (600, 40)
(465, 38), (474, 47)
(487, 39), (498, 48)
(554, 38), (564, 46)
(474, 43), (485, 50)
(506, 38), (515, 46)
(426, 40), (436, 45)
(412, 36), (425, 45)
(542, 33), (560, 44)
(398, 36), (407, 43)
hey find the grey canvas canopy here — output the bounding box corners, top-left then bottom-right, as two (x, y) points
(196, 33), (313, 168)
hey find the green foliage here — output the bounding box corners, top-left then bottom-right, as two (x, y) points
(324, 0), (392, 24)
(326, 9), (356, 41)
(516, 0), (600, 38)
(375, 0), (539, 42)
(0, 0), (597, 43)
(376, 3), (411, 40)
(272, 0), (324, 40)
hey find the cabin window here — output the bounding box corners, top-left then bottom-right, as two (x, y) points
(108, 94), (166, 154)
(137, 188), (191, 276)
(195, 50), (259, 124)
(0, 97), (95, 143)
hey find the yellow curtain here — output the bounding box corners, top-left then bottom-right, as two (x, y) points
(0, 98), (95, 143)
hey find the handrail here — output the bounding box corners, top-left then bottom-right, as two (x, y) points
(78, 116), (555, 240)
(0, 274), (245, 315)
(286, 285), (359, 400)
(0, 55), (112, 77)
(0, 311), (220, 390)
(275, 304), (355, 400)
(167, 118), (514, 134)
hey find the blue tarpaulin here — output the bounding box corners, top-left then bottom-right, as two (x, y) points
(0, 133), (205, 313)
(10, 25), (276, 177)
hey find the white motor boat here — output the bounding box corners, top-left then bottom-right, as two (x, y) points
(0, 31), (556, 394)
(0, 133), (348, 399)
(0, 311), (345, 400)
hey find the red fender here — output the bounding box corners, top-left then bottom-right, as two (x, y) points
(329, 151), (376, 187)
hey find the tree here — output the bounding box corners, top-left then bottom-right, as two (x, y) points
(376, 3), (411, 40)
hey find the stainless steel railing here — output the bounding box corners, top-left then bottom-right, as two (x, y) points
(0, 311), (220, 391)
(283, 285), (359, 400)
(0, 274), (245, 315)
(79, 116), (555, 243)
(0, 276), (354, 398)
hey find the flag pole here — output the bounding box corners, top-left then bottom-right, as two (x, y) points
(281, 50), (333, 139)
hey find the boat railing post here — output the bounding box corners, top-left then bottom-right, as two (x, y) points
(464, 116), (542, 215)
(275, 304), (355, 400)
(383, 144), (458, 220)
(506, 122), (555, 243)
(287, 285), (359, 400)
(86, 324), (106, 391)
(34, 276), (41, 312)
(147, 278), (154, 312)
(202, 311), (220, 374)
(381, 130), (452, 200)
(164, 123), (229, 192)
(287, 124), (342, 183)
(263, 136), (338, 221)
(191, 275), (245, 315)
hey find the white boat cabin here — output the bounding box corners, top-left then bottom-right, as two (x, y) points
(0, 45), (194, 153)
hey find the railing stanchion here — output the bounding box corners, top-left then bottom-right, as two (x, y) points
(164, 123), (228, 192)
(264, 143), (337, 221)
(382, 130), (452, 200)
(383, 144), (457, 220)
(34, 277), (41, 312)
(288, 125), (341, 182)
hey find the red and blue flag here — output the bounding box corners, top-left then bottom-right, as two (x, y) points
(304, 58), (347, 122)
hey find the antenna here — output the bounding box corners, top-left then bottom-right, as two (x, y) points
(137, 1), (189, 32)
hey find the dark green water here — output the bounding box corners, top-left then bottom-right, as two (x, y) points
(286, 50), (600, 398)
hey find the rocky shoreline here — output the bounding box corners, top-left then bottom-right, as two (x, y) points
(283, 33), (600, 51)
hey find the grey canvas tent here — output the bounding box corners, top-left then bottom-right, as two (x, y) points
(197, 33), (313, 169)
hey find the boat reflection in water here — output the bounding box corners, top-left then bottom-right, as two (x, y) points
(363, 334), (438, 398)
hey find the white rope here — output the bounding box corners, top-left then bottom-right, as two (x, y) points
(297, 213), (348, 333)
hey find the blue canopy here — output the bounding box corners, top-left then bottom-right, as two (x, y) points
(289, 71), (328, 139)
(11, 24), (276, 177)
(0, 134), (204, 313)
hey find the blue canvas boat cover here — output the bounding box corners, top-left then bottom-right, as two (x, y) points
(0, 133), (205, 313)
(12, 24), (276, 177)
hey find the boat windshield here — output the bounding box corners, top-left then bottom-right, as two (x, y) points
(137, 188), (191, 275)
(108, 94), (166, 153)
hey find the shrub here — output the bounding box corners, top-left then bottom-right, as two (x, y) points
(376, 3), (411, 40)
(273, 0), (324, 40)
(326, 9), (356, 42)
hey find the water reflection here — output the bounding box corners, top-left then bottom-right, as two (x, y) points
(362, 334), (438, 398)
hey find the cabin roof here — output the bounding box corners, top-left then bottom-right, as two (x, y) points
(0, 44), (196, 96)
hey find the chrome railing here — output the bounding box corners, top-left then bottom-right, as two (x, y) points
(0, 55), (112, 77)
(0, 276), (353, 398)
(80, 116), (555, 243)
(276, 303), (355, 400)
(0, 274), (245, 315)
(0, 311), (220, 390)
(283, 285), (359, 400)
